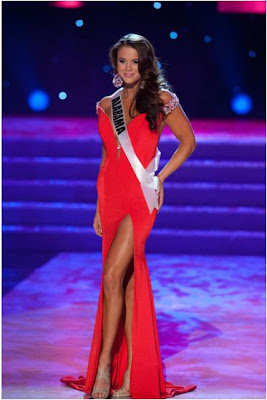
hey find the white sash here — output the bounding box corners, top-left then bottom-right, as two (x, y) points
(110, 88), (161, 214)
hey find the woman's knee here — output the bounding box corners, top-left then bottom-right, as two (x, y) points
(103, 267), (123, 296)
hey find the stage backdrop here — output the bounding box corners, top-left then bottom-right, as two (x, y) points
(2, 1), (266, 118)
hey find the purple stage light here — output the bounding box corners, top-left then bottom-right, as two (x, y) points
(217, 1), (266, 14)
(51, 1), (84, 8)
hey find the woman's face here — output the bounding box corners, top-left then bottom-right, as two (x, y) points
(117, 45), (141, 86)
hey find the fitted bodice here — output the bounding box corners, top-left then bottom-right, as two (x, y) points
(97, 105), (162, 170)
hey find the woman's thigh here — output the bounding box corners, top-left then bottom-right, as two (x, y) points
(103, 214), (134, 286)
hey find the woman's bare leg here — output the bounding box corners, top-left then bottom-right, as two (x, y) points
(92, 214), (134, 398)
(124, 271), (134, 371)
(110, 271), (134, 396)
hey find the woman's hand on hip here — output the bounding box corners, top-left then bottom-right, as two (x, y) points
(157, 178), (164, 210)
(93, 211), (102, 237)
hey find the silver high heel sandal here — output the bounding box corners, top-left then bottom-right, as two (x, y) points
(91, 366), (111, 399)
(111, 368), (132, 399)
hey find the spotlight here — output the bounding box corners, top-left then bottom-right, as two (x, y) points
(169, 31), (178, 40)
(231, 93), (252, 115)
(75, 19), (83, 27)
(59, 92), (67, 100)
(153, 2), (162, 9)
(3, 80), (10, 88)
(103, 65), (112, 73)
(248, 50), (256, 58)
(28, 90), (50, 112)
(52, 1), (83, 8)
(203, 35), (212, 44)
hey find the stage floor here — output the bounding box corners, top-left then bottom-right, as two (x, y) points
(2, 252), (266, 399)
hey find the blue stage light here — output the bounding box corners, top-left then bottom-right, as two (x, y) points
(75, 19), (83, 27)
(231, 94), (252, 114)
(169, 31), (178, 40)
(157, 61), (162, 69)
(28, 90), (50, 111)
(153, 2), (162, 9)
(59, 91), (67, 100)
(203, 35), (212, 44)
(3, 80), (10, 88)
(103, 65), (111, 73)
(248, 50), (256, 58)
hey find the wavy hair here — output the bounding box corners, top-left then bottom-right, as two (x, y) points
(109, 33), (173, 132)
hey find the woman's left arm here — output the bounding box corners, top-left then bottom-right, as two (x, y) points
(157, 90), (197, 183)
(156, 90), (197, 209)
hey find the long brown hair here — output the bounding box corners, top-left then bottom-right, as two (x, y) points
(109, 33), (173, 132)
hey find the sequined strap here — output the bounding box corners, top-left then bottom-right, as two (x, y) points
(95, 101), (100, 115)
(163, 92), (179, 115)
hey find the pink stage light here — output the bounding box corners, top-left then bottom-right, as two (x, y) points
(217, 1), (266, 14)
(51, 1), (84, 8)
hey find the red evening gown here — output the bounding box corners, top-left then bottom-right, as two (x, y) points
(60, 93), (197, 398)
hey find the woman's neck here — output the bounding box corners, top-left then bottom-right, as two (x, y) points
(122, 82), (139, 100)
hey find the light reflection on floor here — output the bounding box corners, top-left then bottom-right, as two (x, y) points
(2, 252), (266, 399)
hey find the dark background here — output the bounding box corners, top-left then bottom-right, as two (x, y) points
(2, 1), (266, 118)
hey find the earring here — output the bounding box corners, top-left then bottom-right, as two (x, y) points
(112, 73), (123, 88)
(140, 79), (145, 89)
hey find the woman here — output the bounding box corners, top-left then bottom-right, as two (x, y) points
(61, 33), (197, 399)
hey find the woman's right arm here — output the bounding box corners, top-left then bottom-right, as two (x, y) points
(95, 95), (109, 213)
(96, 145), (106, 212)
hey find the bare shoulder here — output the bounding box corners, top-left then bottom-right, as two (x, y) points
(98, 89), (122, 109)
(158, 88), (173, 104)
(97, 89), (122, 112)
(97, 96), (111, 111)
